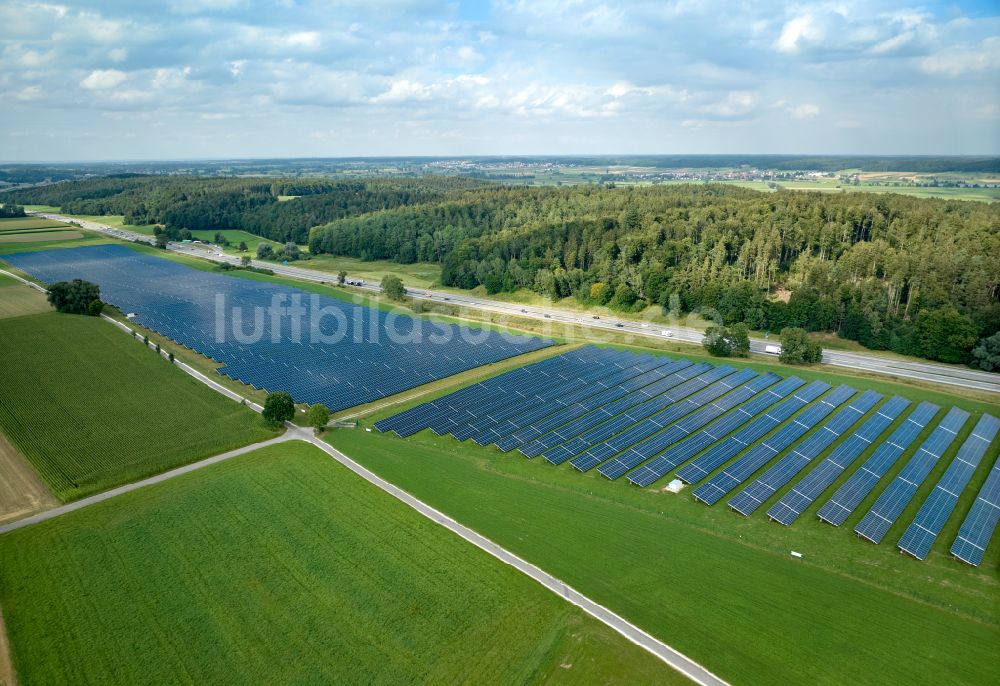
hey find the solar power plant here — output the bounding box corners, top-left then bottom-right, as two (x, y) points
(897, 413), (1000, 560)
(625, 376), (806, 487)
(381, 347), (610, 436)
(542, 364), (728, 466)
(951, 453), (1000, 566)
(5, 245), (551, 411)
(691, 385), (857, 506)
(816, 401), (940, 527)
(470, 355), (675, 447)
(728, 390), (882, 516)
(492, 355), (681, 452)
(375, 347), (629, 437)
(598, 371), (783, 481)
(766, 395), (911, 525)
(568, 367), (757, 472)
(451, 350), (637, 442)
(517, 360), (707, 459)
(853, 407), (970, 545)
(676, 381), (830, 485)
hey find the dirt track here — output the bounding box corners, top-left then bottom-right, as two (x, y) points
(0, 432), (57, 526)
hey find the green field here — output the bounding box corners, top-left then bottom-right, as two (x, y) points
(0, 442), (678, 685)
(325, 425), (999, 686)
(0, 311), (275, 500)
(0, 217), (71, 232)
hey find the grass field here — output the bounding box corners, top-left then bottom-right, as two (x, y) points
(0, 217), (71, 232)
(325, 423), (999, 686)
(0, 230), (82, 243)
(0, 309), (275, 501)
(0, 282), (50, 319)
(0, 442), (679, 685)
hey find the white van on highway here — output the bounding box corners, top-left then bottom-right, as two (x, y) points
(764, 344), (782, 355)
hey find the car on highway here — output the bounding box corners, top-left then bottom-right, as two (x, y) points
(661, 330), (674, 337)
(615, 322), (624, 328)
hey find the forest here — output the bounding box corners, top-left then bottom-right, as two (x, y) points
(7, 176), (999, 365)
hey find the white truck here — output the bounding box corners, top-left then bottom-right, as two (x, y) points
(764, 344), (782, 355)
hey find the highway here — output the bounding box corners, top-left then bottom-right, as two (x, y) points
(33, 211), (1000, 394)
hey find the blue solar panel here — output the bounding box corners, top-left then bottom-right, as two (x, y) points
(7, 245), (551, 412)
(378, 349), (587, 436)
(477, 356), (668, 447)
(597, 369), (776, 480)
(816, 401), (940, 526)
(897, 413), (1000, 560)
(625, 376), (805, 487)
(691, 385), (857, 506)
(766, 395), (910, 525)
(853, 407), (970, 544)
(517, 361), (704, 458)
(676, 380), (830, 485)
(951, 452), (1000, 566)
(569, 367), (755, 472)
(543, 364), (730, 466)
(493, 356), (679, 452)
(452, 350), (632, 442)
(728, 390), (882, 516)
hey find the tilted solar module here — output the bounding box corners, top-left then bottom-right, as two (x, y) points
(766, 395), (910, 525)
(426, 351), (596, 436)
(569, 367), (755, 472)
(728, 390), (882, 516)
(475, 356), (672, 447)
(380, 350), (580, 436)
(897, 413), (1000, 560)
(376, 351), (573, 435)
(691, 385), (857, 506)
(676, 380), (830, 485)
(816, 401), (940, 526)
(626, 376), (806, 487)
(6, 245), (552, 412)
(451, 349), (631, 441)
(518, 360), (705, 458)
(853, 407), (970, 544)
(542, 364), (730, 465)
(598, 370), (778, 480)
(951, 452), (1000, 566)
(493, 355), (679, 452)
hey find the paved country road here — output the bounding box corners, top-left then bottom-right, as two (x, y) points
(30, 211), (1000, 394)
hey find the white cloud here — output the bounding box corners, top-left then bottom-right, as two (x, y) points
(774, 13), (821, 53)
(80, 69), (127, 90)
(921, 37), (1000, 76)
(790, 103), (820, 119)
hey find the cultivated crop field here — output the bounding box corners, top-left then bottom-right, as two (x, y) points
(0, 217), (70, 232)
(324, 369), (1000, 685)
(0, 442), (678, 685)
(0, 311), (275, 501)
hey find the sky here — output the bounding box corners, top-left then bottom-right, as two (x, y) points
(1, 0), (998, 161)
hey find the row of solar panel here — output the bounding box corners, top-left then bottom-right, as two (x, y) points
(376, 349), (1000, 565)
(5, 245), (553, 411)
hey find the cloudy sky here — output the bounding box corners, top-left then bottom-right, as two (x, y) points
(1, 0), (998, 160)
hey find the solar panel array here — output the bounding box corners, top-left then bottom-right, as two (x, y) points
(897, 414), (1000, 560)
(951, 453), (1000, 566)
(817, 401), (940, 527)
(728, 390), (883, 516)
(766, 396), (911, 526)
(853, 407), (970, 544)
(691, 386), (857, 506)
(372, 327), (1000, 564)
(5, 245), (551, 412)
